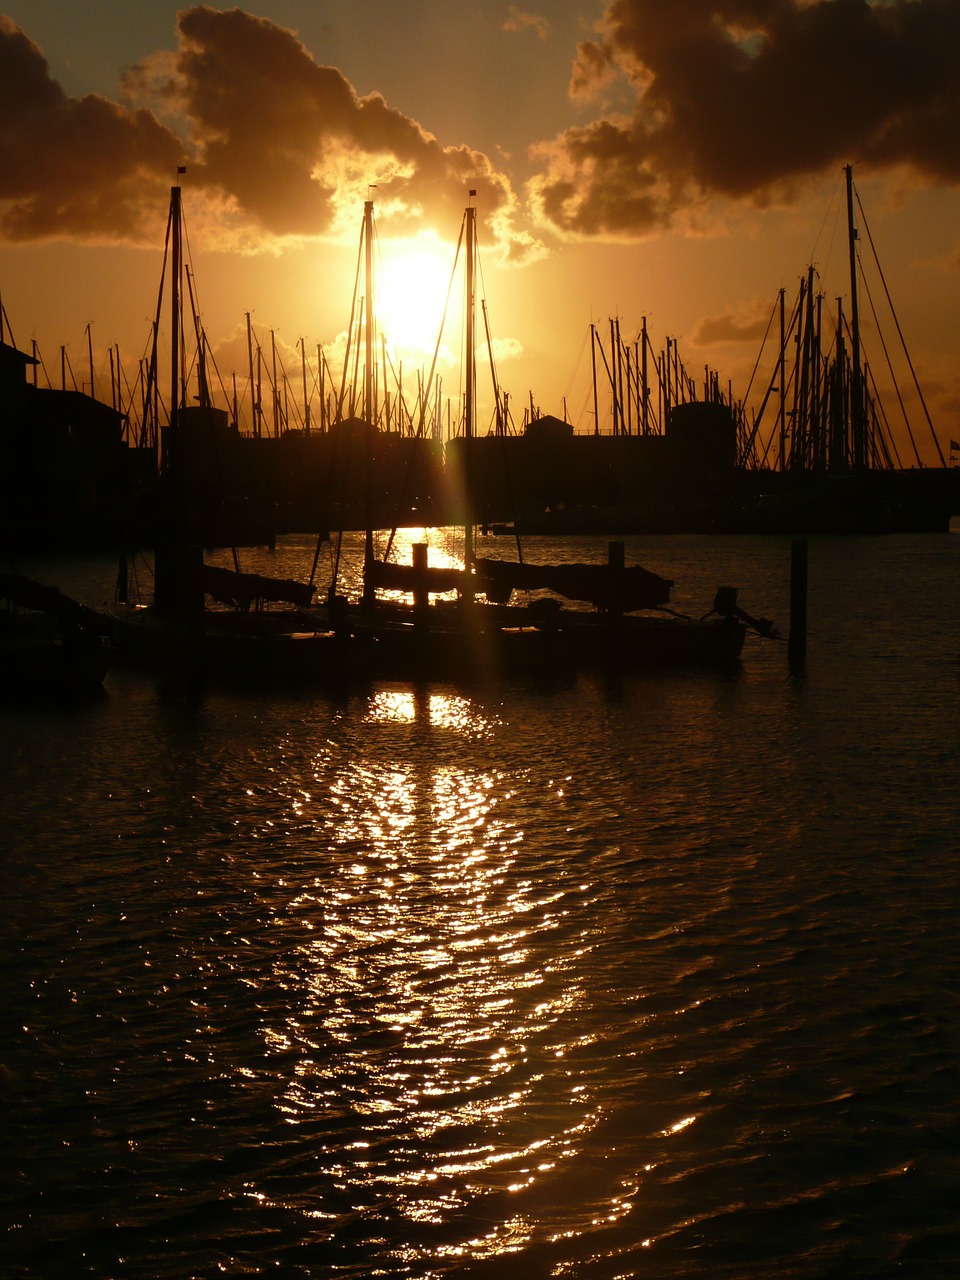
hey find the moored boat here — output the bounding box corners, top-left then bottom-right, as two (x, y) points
(344, 196), (772, 678)
(109, 185), (775, 687)
(1, 572), (110, 696)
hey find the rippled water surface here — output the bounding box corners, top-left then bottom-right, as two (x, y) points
(3, 532), (959, 1278)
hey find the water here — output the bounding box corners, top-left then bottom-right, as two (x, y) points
(3, 531), (959, 1278)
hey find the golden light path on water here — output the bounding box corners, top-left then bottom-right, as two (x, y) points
(6, 533), (958, 1278)
(232, 684), (647, 1269)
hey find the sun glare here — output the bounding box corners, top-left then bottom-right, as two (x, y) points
(377, 237), (457, 360)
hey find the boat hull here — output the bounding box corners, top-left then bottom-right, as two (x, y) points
(1, 616), (109, 697)
(107, 604), (370, 686)
(105, 600), (746, 687)
(2, 574), (111, 698)
(336, 603), (747, 681)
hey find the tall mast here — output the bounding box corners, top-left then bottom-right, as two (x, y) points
(171, 183), (181, 428)
(156, 173), (203, 622)
(300, 338), (310, 434)
(160, 181), (183, 479)
(86, 323), (95, 400)
(271, 329), (279, 436)
(778, 287), (786, 471)
(363, 198), (374, 425)
(246, 312), (257, 438)
(615, 318), (625, 434)
(610, 318), (619, 435)
(464, 196), (477, 589)
(845, 163), (864, 469)
(590, 323), (599, 436)
(362, 196), (376, 602)
(641, 315), (649, 435)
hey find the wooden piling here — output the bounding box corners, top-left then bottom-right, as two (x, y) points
(413, 541), (429, 627)
(608, 540), (625, 619)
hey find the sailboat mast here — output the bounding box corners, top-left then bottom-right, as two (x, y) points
(362, 196), (375, 604)
(590, 324), (599, 436)
(159, 182), (183, 480)
(845, 164), (864, 469)
(86, 323), (95, 401)
(300, 338), (310, 434)
(364, 199), (374, 424)
(171, 183), (181, 430)
(246, 313), (257, 438)
(155, 174), (203, 622)
(464, 198), (477, 586)
(641, 316), (649, 436)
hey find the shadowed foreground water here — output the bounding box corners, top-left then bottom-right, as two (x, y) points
(3, 532), (959, 1277)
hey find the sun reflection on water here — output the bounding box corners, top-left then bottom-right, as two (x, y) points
(363, 686), (489, 735)
(251, 683), (600, 1260)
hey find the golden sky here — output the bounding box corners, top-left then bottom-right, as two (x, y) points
(2, 2), (959, 462)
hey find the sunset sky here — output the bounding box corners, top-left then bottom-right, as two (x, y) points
(2, 1), (959, 464)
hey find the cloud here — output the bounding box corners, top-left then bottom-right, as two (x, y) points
(129, 6), (525, 251)
(503, 7), (550, 40)
(569, 40), (617, 102)
(0, 17), (182, 242)
(692, 305), (774, 346)
(530, 0), (960, 238)
(0, 7), (533, 257)
(485, 335), (525, 366)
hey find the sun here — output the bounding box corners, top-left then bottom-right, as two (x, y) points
(376, 235), (458, 361)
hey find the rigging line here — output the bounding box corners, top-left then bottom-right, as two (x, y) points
(807, 167), (846, 286)
(204, 336), (235, 422)
(183, 267), (206, 400)
(758, 353), (799, 469)
(865, 363), (901, 468)
(854, 184), (946, 467)
(147, 204), (173, 407)
(473, 225), (505, 428)
(740, 285), (803, 465)
(855, 262), (922, 468)
(383, 219), (466, 565)
(0, 295), (14, 347)
(481, 299), (503, 432)
(37, 345), (52, 390)
(369, 215), (385, 427)
(860, 365), (891, 471)
(62, 346), (79, 393)
(337, 219), (366, 421)
(593, 324), (617, 420)
(639, 326), (662, 434)
(416, 218), (466, 439)
(181, 215), (203, 332)
(116, 350), (138, 419)
(741, 289), (780, 404)
(562, 324), (592, 426)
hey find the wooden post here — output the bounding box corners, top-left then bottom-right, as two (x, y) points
(608, 541), (625, 620)
(789, 538), (808, 665)
(413, 542), (429, 628)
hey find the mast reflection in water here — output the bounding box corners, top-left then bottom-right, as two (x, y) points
(4, 531), (960, 1278)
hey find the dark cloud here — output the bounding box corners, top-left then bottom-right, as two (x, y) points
(0, 17), (182, 242)
(0, 7), (525, 253)
(531, 0), (960, 237)
(569, 40), (616, 102)
(692, 308), (772, 345)
(130, 6), (516, 244)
